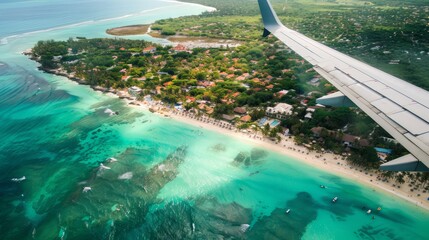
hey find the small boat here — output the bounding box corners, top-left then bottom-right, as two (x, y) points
(320, 185), (326, 188)
(107, 157), (118, 163)
(286, 209), (291, 214)
(82, 187), (92, 193)
(377, 207), (382, 211)
(332, 197), (338, 203)
(99, 163), (111, 170)
(11, 176), (26, 182)
(240, 224), (250, 233)
(367, 209), (372, 214)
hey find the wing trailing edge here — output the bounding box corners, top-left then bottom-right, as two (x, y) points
(257, 0), (429, 172)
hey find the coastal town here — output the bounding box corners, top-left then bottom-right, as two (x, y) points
(29, 35), (429, 209)
(3, 0), (429, 239)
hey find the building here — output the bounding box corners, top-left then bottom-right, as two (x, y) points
(121, 76), (131, 81)
(240, 115), (252, 122)
(342, 134), (370, 148)
(309, 77), (320, 86)
(142, 46), (156, 54)
(283, 127), (290, 136)
(266, 103), (293, 119)
(222, 114), (235, 121)
(276, 89), (289, 98)
(171, 44), (188, 53)
(128, 86), (142, 97)
(311, 127), (369, 148)
(234, 107), (247, 115)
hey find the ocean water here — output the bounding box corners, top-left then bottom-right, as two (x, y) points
(0, 0), (428, 239)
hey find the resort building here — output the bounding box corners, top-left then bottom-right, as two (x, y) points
(128, 86), (142, 97)
(234, 107), (247, 115)
(240, 115), (252, 122)
(311, 127), (369, 149)
(222, 114), (235, 121)
(266, 103), (293, 120)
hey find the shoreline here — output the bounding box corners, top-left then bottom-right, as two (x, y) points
(122, 97), (429, 212)
(32, 60), (429, 212)
(165, 108), (429, 212)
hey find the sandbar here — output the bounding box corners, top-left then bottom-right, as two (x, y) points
(106, 24), (151, 36)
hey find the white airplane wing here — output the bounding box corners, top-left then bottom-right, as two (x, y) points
(258, 0), (429, 171)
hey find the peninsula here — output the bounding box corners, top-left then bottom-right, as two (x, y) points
(106, 24), (151, 36)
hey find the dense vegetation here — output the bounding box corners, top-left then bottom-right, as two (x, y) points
(32, 36), (410, 168)
(32, 38), (323, 106)
(171, 0), (429, 90)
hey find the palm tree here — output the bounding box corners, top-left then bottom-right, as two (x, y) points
(395, 173), (405, 185)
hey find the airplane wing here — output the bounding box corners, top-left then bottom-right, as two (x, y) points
(258, 0), (429, 171)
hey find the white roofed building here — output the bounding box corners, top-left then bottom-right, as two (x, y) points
(128, 86), (142, 97)
(266, 103), (293, 120)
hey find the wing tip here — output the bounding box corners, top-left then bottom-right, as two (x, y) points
(258, 0), (282, 30)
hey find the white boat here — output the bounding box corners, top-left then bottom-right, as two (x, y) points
(99, 163), (111, 170)
(286, 209), (291, 214)
(367, 209), (372, 214)
(332, 197), (338, 203)
(11, 176), (26, 182)
(240, 224), (250, 233)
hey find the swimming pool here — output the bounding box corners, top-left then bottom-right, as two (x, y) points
(258, 117), (267, 126)
(270, 119), (280, 127)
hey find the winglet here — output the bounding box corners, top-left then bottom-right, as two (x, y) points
(262, 28), (271, 37)
(258, 0), (283, 37)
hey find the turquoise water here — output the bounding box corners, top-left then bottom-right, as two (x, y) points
(0, 1), (428, 239)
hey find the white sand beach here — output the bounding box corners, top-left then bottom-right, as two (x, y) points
(132, 103), (429, 211)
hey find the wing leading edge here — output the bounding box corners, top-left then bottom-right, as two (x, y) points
(258, 0), (429, 171)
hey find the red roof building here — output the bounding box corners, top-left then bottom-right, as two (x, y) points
(172, 44), (187, 52)
(142, 46), (156, 54)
